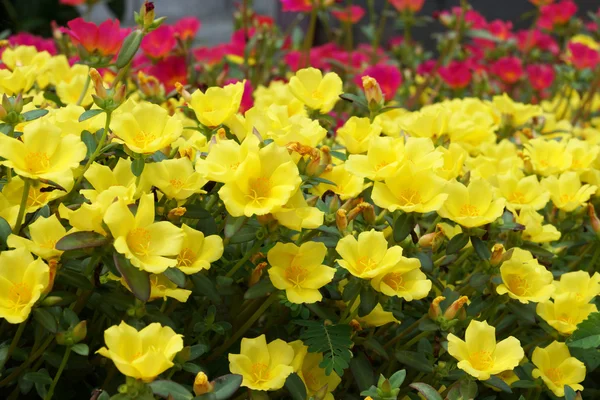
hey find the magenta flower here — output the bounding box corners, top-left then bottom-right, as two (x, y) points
(438, 61), (472, 89)
(174, 17), (201, 42)
(356, 65), (402, 101)
(526, 64), (555, 90)
(490, 56), (524, 84)
(63, 18), (126, 57)
(141, 25), (177, 59)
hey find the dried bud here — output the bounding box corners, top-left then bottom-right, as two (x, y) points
(418, 232), (437, 248)
(249, 262), (267, 286)
(90, 68), (107, 99)
(175, 82), (192, 102)
(168, 206), (187, 221)
(250, 252), (265, 264)
(362, 203), (376, 225)
(0, 104), (6, 121)
(217, 128), (227, 140)
(313, 384), (329, 400)
(336, 209), (348, 232)
(193, 372), (214, 396)
(429, 296), (445, 319)
(490, 243), (506, 267)
(588, 204), (600, 239)
(443, 296), (469, 320)
(306, 195), (319, 207)
(362, 75), (384, 108)
(113, 84), (127, 105)
(43, 259), (59, 295)
(349, 319), (362, 332)
(320, 145), (332, 166)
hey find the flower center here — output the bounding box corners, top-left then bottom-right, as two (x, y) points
(303, 370), (320, 392)
(507, 274), (530, 296)
(508, 191), (527, 204)
(559, 194), (574, 204)
(459, 204), (480, 217)
(382, 272), (405, 291)
(127, 227), (152, 256)
(250, 362), (271, 383)
(169, 179), (185, 190)
(355, 256), (377, 274)
(133, 130), (157, 148)
(558, 314), (576, 325)
(246, 177), (271, 206)
(177, 248), (197, 267)
(285, 264), (309, 287)
(398, 189), (422, 206)
(27, 186), (50, 208)
(311, 89), (323, 100)
(8, 282), (32, 309)
(24, 152), (50, 173)
(41, 239), (58, 250)
(545, 368), (564, 386)
(469, 350), (494, 371)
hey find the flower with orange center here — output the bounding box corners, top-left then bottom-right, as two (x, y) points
(542, 172), (597, 212)
(536, 293), (597, 335)
(7, 214), (68, 260)
(104, 193), (184, 274)
(371, 255), (431, 301)
(0, 247), (49, 324)
(532, 341), (586, 397)
(145, 158), (207, 201)
(496, 248), (554, 304)
(175, 224), (223, 274)
(267, 241), (335, 304)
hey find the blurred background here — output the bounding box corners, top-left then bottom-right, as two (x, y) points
(0, 0), (599, 45)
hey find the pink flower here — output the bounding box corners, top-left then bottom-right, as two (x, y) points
(280, 0), (315, 12)
(474, 19), (512, 48)
(490, 56), (524, 84)
(63, 18), (126, 57)
(60, 0), (87, 5)
(388, 36), (404, 48)
(388, 0), (425, 13)
(8, 33), (56, 55)
(526, 64), (555, 90)
(331, 6), (365, 23)
(514, 30), (559, 55)
(417, 60), (436, 76)
(356, 64), (402, 101)
(568, 42), (600, 70)
(226, 79), (254, 113)
(193, 44), (229, 67)
(438, 61), (472, 89)
(538, 0), (577, 30)
(440, 8), (486, 29)
(174, 17), (201, 42)
(147, 56), (188, 92)
(141, 25), (177, 59)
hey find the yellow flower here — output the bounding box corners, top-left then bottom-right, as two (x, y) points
(336, 117), (382, 154)
(542, 172), (597, 212)
(110, 100), (183, 154)
(356, 302), (400, 327)
(447, 320), (524, 380)
(467, 140), (523, 183)
(496, 248), (554, 304)
(0, 119), (86, 189)
(515, 208), (561, 243)
(372, 164), (448, 213)
(371, 256), (431, 301)
(55, 64), (94, 106)
(492, 93), (542, 127)
(145, 158), (207, 200)
(7, 215), (67, 260)
(373, 106), (408, 137)
(288, 68), (342, 113)
(397, 104), (449, 139)
(81, 159), (139, 203)
(495, 173), (549, 211)
(553, 271), (600, 305)
(254, 80), (306, 117)
(345, 136), (404, 181)
(96, 321), (183, 382)
(272, 189), (324, 231)
(435, 143), (467, 180)
(291, 342), (341, 400)
(438, 179), (506, 228)
(536, 293), (598, 335)
(524, 138), (572, 177)
(267, 241), (335, 304)
(176, 224), (223, 274)
(195, 135), (260, 183)
(228, 334), (295, 391)
(189, 81), (245, 127)
(0, 66), (36, 95)
(218, 142), (301, 217)
(2, 46), (50, 72)
(336, 230), (403, 279)
(532, 341), (586, 397)
(149, 274), (191, 302)
(566, 138), (599, 172)
(104, 193), (184, 274)
(313, 164), (365, 200)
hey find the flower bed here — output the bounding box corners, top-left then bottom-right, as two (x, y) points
(0, 0), (600, 399)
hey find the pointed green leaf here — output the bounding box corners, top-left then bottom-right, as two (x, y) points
(149, 380), (194, 400)
(71, 343), (89, 356)
(55, 231), (108, 251)
(285, 373), (307, 400)
(358, 286), (377, 317)
(409, 383), (442, 400)
(113, 252), (150, 302)
(567, 312), (600, 349)
(446, 233), (469, 255)
(212, 374), (243, 400)
(33, 309), (58, 333)
(21, 109), (49, 121)
(131, 157), (145, 177)
(393, 212), (414, 242)
(79, 109), (103, 122)
(471, 236), (491, 260)
(484, 376), (512, 393)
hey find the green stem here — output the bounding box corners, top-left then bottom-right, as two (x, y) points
(383, 316), (426, 349)
(45, 346), (71, 400)
(226, 240), (263, 278)
(73, 111), (112, 189)
(0, 335), (54, 387)
(0, 321), (27, 371)
(76, 74), (91, 106)
(302, 6), (318, 67)
(13, 178), (31, 233)
(207, 293), (278, 362)
(399, 330), (431, 350)
(371, 0), (390, 63)
(340, 290), (360, 323)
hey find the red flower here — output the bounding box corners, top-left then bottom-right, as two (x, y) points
(355, 64), (402, 101)
(438, 61), (472, 89)
(526, 64), (555, 90)
(281, 0), (321, 12)
(388, 0), (425, 13)
(417, 60), (436, 76)
(193, 44), (229, 67)
(147, 56), (187, 92)
(491, 56), (524, 84)
(529, 0), (554, 6)
(568, 42), (600, 70)
(253, 14), (275, 26)
(141, 25), (177, 59)
(538, 0), (577, 30)
(514, 30), (559, 55)
(8, 33), (56, 55)
(174, 17), (201, 42)
(63, 18), (126, 57)
(226, 79), (254, 113)
(440, 8), (486, 29)
(60, 0), (87, 5)
(331, 6), (365, 23)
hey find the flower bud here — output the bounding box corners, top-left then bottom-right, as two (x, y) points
(137, 71), (164, 98)
(141, 1), (156, 30)
(72, 320), (88, 343)
(429, 296), (445, 319)
(249, 262), (267, 286)
(90, 68), (108, 100)
(349, 319), (362, 332)
(43, 259), (59, 295)
(362, 76), (384, 108)
(418, 232), (437, 248)
(328, 194), (341, 213)
(336, 209), (348, 232)
(0, 104), (6, 121)
(313, 384), (329, 400)
(168, 206), (187, 221)
(443, 296), (469, 320)
(588, 203), (600, 239)
(193, 372), (214, 396)
(490, 243), (505, 267)
(41, 295), (63, 307)
(362, 203), (376, 225)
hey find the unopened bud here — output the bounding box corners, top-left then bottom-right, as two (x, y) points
(168, 206), (187, 221)
(193, 372), (214, 396)
(306, 195), (318, 207)
(588, 204), (600, 239)
(429, 296), (445, 319)
(44, 259), (59, 295)
(249, 262), (267, 286)
(328, 194), (341, 213)
(137, 71), (163, 98)
(362, 76), (384, 108)
(41, 295), (63, 307)
(313, 384), (329, 400)
(380, 378), (392, 394)
(418, 232), (437, 248)
(349, 319), (362, 332)
(336, 209), (348, 232)
(490, 243), (505, 266)
(141, 1), (156, 29)
(175, 82), (192, 102)
(0, 105), (6, 120)
(362, 203), (376, 225)
(320, 145), (332, 166)
(90, 68), (108, 99)
(443, 296), (469, 320)
(113, 84), (126, 105)
(72, 320), (87, 343)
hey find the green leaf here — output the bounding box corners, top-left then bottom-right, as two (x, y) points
(55, 231), (108, 251)
(190, 273), (222, 304)
(131, 157), (145, 177)
(395, 351), (433, 373)
(446, 233), (469, 255)
(363, 337), (389, 360)
(295, 320), (353, 376)
(23, 371), (52, 385)
(459, 380), (478, 399)
(116, 30), (144, 69)
(71, 343), (89, 356)
(113, 252), (150, 302)
(339, 93), (368, 110)
(409, 383), (442, 400)
(467, 29), (504, 43)
(79, 109), (103, 122)
(350, 352), (374, 391)
(0, 123), (12, 135)
(43, 91), (65, 107)
(0, 216), (12, 245)
(163, 267), (186, 288)
(184, 204), (212, 219)
(224, 215), (247, 238)
(81, 130), (97, 158)
(567, 312), (600, 349)
(342, 277), (362, 302)
(33, 308), (58, 333)
(389, 370), (407, 388)
(358, 286), (377, 317)
(244, 278), (275, 300)
(212, 374), (243, 400)
(393, 213), (414, 242)
(56, 269), (94, 290)
(569, 347), (600, 371)
(284, 373), (307, 400)
(484, 376), (512, 393)
(471, 236), (491, 260)
(149, 380), (194, 400)
(21, 109), (49, 121)
(511, 380), (537, 389)
(564, 385), (577, 400)
(189, 343), (209, 361)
